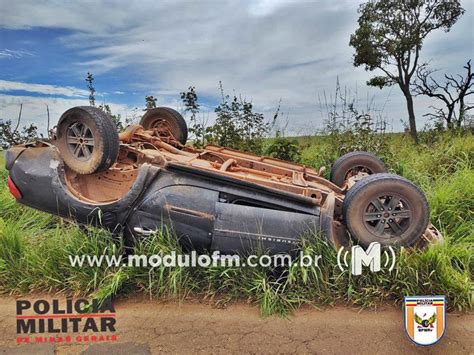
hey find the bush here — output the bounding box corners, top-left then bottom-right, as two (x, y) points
(210, 93), (269, 154)
(265, 132), (301, 162)
(0, 120), (41, 149)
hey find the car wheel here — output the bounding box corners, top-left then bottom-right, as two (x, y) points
(140, 107), (188, 145)
(330, 151), (387, 187)
(56, 106), (119, 175)
(343, 173), (429, 247)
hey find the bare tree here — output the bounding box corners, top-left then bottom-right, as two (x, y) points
(455, 60), (474, 126)
(12, 104), (23, 135)
(414, 60), (474, 128)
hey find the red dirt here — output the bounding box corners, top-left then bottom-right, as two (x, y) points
(0, 296), (472, 354)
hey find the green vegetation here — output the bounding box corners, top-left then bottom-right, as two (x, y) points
(265, 132), (301, 162)
(1, 0), (471, 316)
(0, 131), (472, 316)
(349, 0), (465, 142)
(180, 83), (271, 154)
(0, 117), (41, 149)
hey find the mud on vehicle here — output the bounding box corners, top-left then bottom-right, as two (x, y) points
(5, 106), (442, 254)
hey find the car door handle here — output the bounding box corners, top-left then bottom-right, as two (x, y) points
(133, 227), (155, 236)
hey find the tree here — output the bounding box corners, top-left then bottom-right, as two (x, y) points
(84, 72), (123, 130)
(99, 104), (124, 131)
(145, 95), (157, 109)
(414, 60), (474, 129)
(236, 97), (268, 153)
(210, 82), (269, 154)
(85, 72), (96, 106)
(349, 0), (464, 142)
(180, 86), (207, 147)
(0, 120), (40, 149)
(211, 93), (242, 149)
(456, 61), (474, 126)
(0, 104), (41, 148)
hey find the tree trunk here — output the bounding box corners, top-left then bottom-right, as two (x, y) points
(458, 100), (465, 128)
(446, 117), (453, 130)
(446, 105), (454, 129)
(404, 91), (418, 143)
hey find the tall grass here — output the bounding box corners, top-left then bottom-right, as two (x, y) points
(0, 131), (472, 315)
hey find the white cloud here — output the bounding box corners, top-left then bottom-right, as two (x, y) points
(0, 0), (472, 133)
(248, 0), (298, 16)
(0, 49), (34, 59)
(0, 94), (134, 133)
(0, 87), (190, 136)
(0, 80), (89, 98)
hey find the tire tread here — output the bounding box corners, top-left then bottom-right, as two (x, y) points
(330, 151), (387, 187)
(57, 106), (119, 174)
(343, 173), (429, 247)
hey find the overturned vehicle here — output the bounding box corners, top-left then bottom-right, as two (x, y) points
(5, 106), (441, 253)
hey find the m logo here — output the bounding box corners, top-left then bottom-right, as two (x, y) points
(337, 242), (396, 275)
(351, 242), (381, 275)
(404, 296), (446, 345)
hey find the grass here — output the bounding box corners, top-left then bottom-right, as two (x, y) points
(0, 131), (472, 316)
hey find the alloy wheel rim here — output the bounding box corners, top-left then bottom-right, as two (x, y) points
(363, 194), (412, 238)
(66, 121), (95, 161)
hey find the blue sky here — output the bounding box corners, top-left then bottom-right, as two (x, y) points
(1, 27), (152, 105)
(0, 0), (473, 135)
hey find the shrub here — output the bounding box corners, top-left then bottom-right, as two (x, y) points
(0, 120), (41, 149)
(265, 132), (301, 162)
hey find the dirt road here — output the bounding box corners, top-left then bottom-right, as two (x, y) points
(0, 296), (472, 354)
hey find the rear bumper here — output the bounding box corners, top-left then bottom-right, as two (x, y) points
(7, 146), (160, 232)
(5, 146), (26, 171)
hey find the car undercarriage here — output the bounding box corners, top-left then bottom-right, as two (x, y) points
(6, 106), (443, 253)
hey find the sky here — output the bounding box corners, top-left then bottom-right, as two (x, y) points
(0, 0), (473, 136)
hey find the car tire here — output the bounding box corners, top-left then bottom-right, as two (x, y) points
(56, 106), (120, 175)
(140, 107), (188, 145)
(330, 151), (387, 187)
(343, 173), (429, 247)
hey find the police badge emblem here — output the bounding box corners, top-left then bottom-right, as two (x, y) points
(404, 296), (446, 345)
